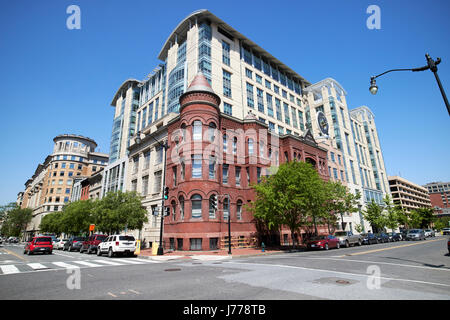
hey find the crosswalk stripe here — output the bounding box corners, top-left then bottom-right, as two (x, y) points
(1, 265), (20, 274)
(71, 261), (103, 267)
(113, 258), (147, 264)
(92, 260), (124, 266)
(52, 262), (80, 269)
(27, 263), (48, 270)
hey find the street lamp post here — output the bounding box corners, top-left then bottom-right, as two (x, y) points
(369, 53), (450, 116)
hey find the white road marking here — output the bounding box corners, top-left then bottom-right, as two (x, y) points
(300, 257), (450, 272)
(0, 265), (20, 274)
(71, 261), (103, 267)
(52, 262), (80, 269)
(27, 263), (48, 270)
(113, 258), (147, 264)
(227, 261), (450, 288)
(92, 259), (124, 266)
(52, 251), (77, 258)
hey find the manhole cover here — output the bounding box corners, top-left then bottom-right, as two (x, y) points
(164, 268), (181, 272)
(336, 280), (351, 285)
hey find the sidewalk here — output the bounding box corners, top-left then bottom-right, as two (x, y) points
(137, 246), (290, 261)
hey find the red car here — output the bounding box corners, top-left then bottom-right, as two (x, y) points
(80, 234), (108, 254)
(306, 235), (340, 250)
(23, 236), (53, 255)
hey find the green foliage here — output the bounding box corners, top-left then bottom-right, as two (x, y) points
(249, 161), (332, 247)
(434, 216), (450, 230)
(383, 195), (400, 232)
(0, 203), (33, 237)
(408, 208), (435, 229)
(34, 191), (148, 236)
(362, 200), (385, 232)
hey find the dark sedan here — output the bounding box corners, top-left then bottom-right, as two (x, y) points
(63, 236), (86, 251)
(387, 232), (402, 242)
(361, 233), (378, 245)
(375, 232), (390, 243)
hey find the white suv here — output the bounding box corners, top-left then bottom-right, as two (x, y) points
(97, 235), (136, 258)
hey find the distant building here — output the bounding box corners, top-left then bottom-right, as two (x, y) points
(388, 176), (432, 213)
(20, 134), (108, 238)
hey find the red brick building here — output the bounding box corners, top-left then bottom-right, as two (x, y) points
(163, 73), (329, 251)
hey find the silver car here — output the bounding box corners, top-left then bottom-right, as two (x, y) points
(406, 229), (426, 241)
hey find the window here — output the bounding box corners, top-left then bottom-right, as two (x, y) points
(245, 68), (252, 79)
(209, 238), (218, 250)
(266, 93), (273, 117)
(69, 163), (74, 169)
(65, 188), (70, 194)
(283, 103), (290, 125)
(223, 70), (232, 98)
(192, 154), (202, 178)
(209, 195), (216, 219)
(236, 200), (243, 220)
(222, 41), (230, 66)
(233, 137), (237, 155)
(275, 98), (282, 121)
(181, 158), (185, 180)
(179, 196), (185, 220)
(154, 170), (162, 193)
(144, 151), (150, 170)
(223, 134), (228, 153)
(171, 201), (177, 221)
(223, 197), (230, 220)
(265, 79), (271, 90)
(172, 167), (177, 187)
(235, 166), (241, 186)
(209, 157), (216, 180)
(257, 167), (261, 183)
(131, 180), (137, 192)
(259, 140), (265, 158)
(257, 88), (264, 113)
(191, 194), (202, 218)
(246, 82), (254, 108)
(193, 121), (202, 141)
(224, 102), (232, 116)
(222, 164), (229, 184)
(190, 238), (202, 251)
(246, 167), (250, 184)
(208, 122), (216, 142)
(248, 138), (254, 155)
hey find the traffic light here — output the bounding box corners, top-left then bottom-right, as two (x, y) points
(211, 194), (218, 211)
(164, 186), (169, 200)
(165, 207), (170, 216)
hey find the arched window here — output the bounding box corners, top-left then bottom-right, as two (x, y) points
(179, 196), (185, 220)
(248, 138), (254, 155)
(181, 123), (187, 141)
(208, 122), (216, 142)
(193, 121), (202, 141)
(191, 194), (202, 218)
(233, 137), (237, 154)
(236, 200), (243, 220)
(223, 197), (230, 220)
(259, 140), (265, 157)
(171, 200), (177, 221)
(209, 195), (216, 219)
(223, 134), (228, 153)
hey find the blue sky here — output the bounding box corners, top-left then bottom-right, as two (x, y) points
(0, 0), (449, 205)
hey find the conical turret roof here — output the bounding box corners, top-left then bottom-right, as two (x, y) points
(185, 72), (215, 94)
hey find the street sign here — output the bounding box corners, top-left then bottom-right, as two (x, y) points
(89, 224), (95, 232)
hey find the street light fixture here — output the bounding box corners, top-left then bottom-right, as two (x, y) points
(369, 53), (450, 116)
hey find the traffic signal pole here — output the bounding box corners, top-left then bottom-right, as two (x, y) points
(157, 142), (168, 256)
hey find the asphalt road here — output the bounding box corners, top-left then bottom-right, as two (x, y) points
(0, 236), (449, 301)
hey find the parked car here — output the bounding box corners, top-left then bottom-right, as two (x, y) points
(7, 237), (19, 243)
(447, 238), (450, 255)
(80, 234), (108, 254)
(399, 229), (409, 240)
(424, 229), (435, 237)
(443, 228), (450, 235)
(406, 229), (426, 241)
(55, 239), (68, 250)
(387, 232), (402, 242)
(63, 236), (86, 251)
(97, 234), (137, 257)
(361, 233), (378, 245)
(23, 236), (53, 255)
(306, 235), (340, 250)
(375, 232), (390, 243)
(334, 230), (362, 247)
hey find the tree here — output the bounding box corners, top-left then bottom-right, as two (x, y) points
(408, 208), (435, 229)
(362, 200), (385, 233)
(40, 211), (65, 236)
(383, 195), (400, 232)
(250, 161), (328, 248)
(61, 199), (96, 235)
(93, 191), (148, 234)
(0, 204), (32, 238)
